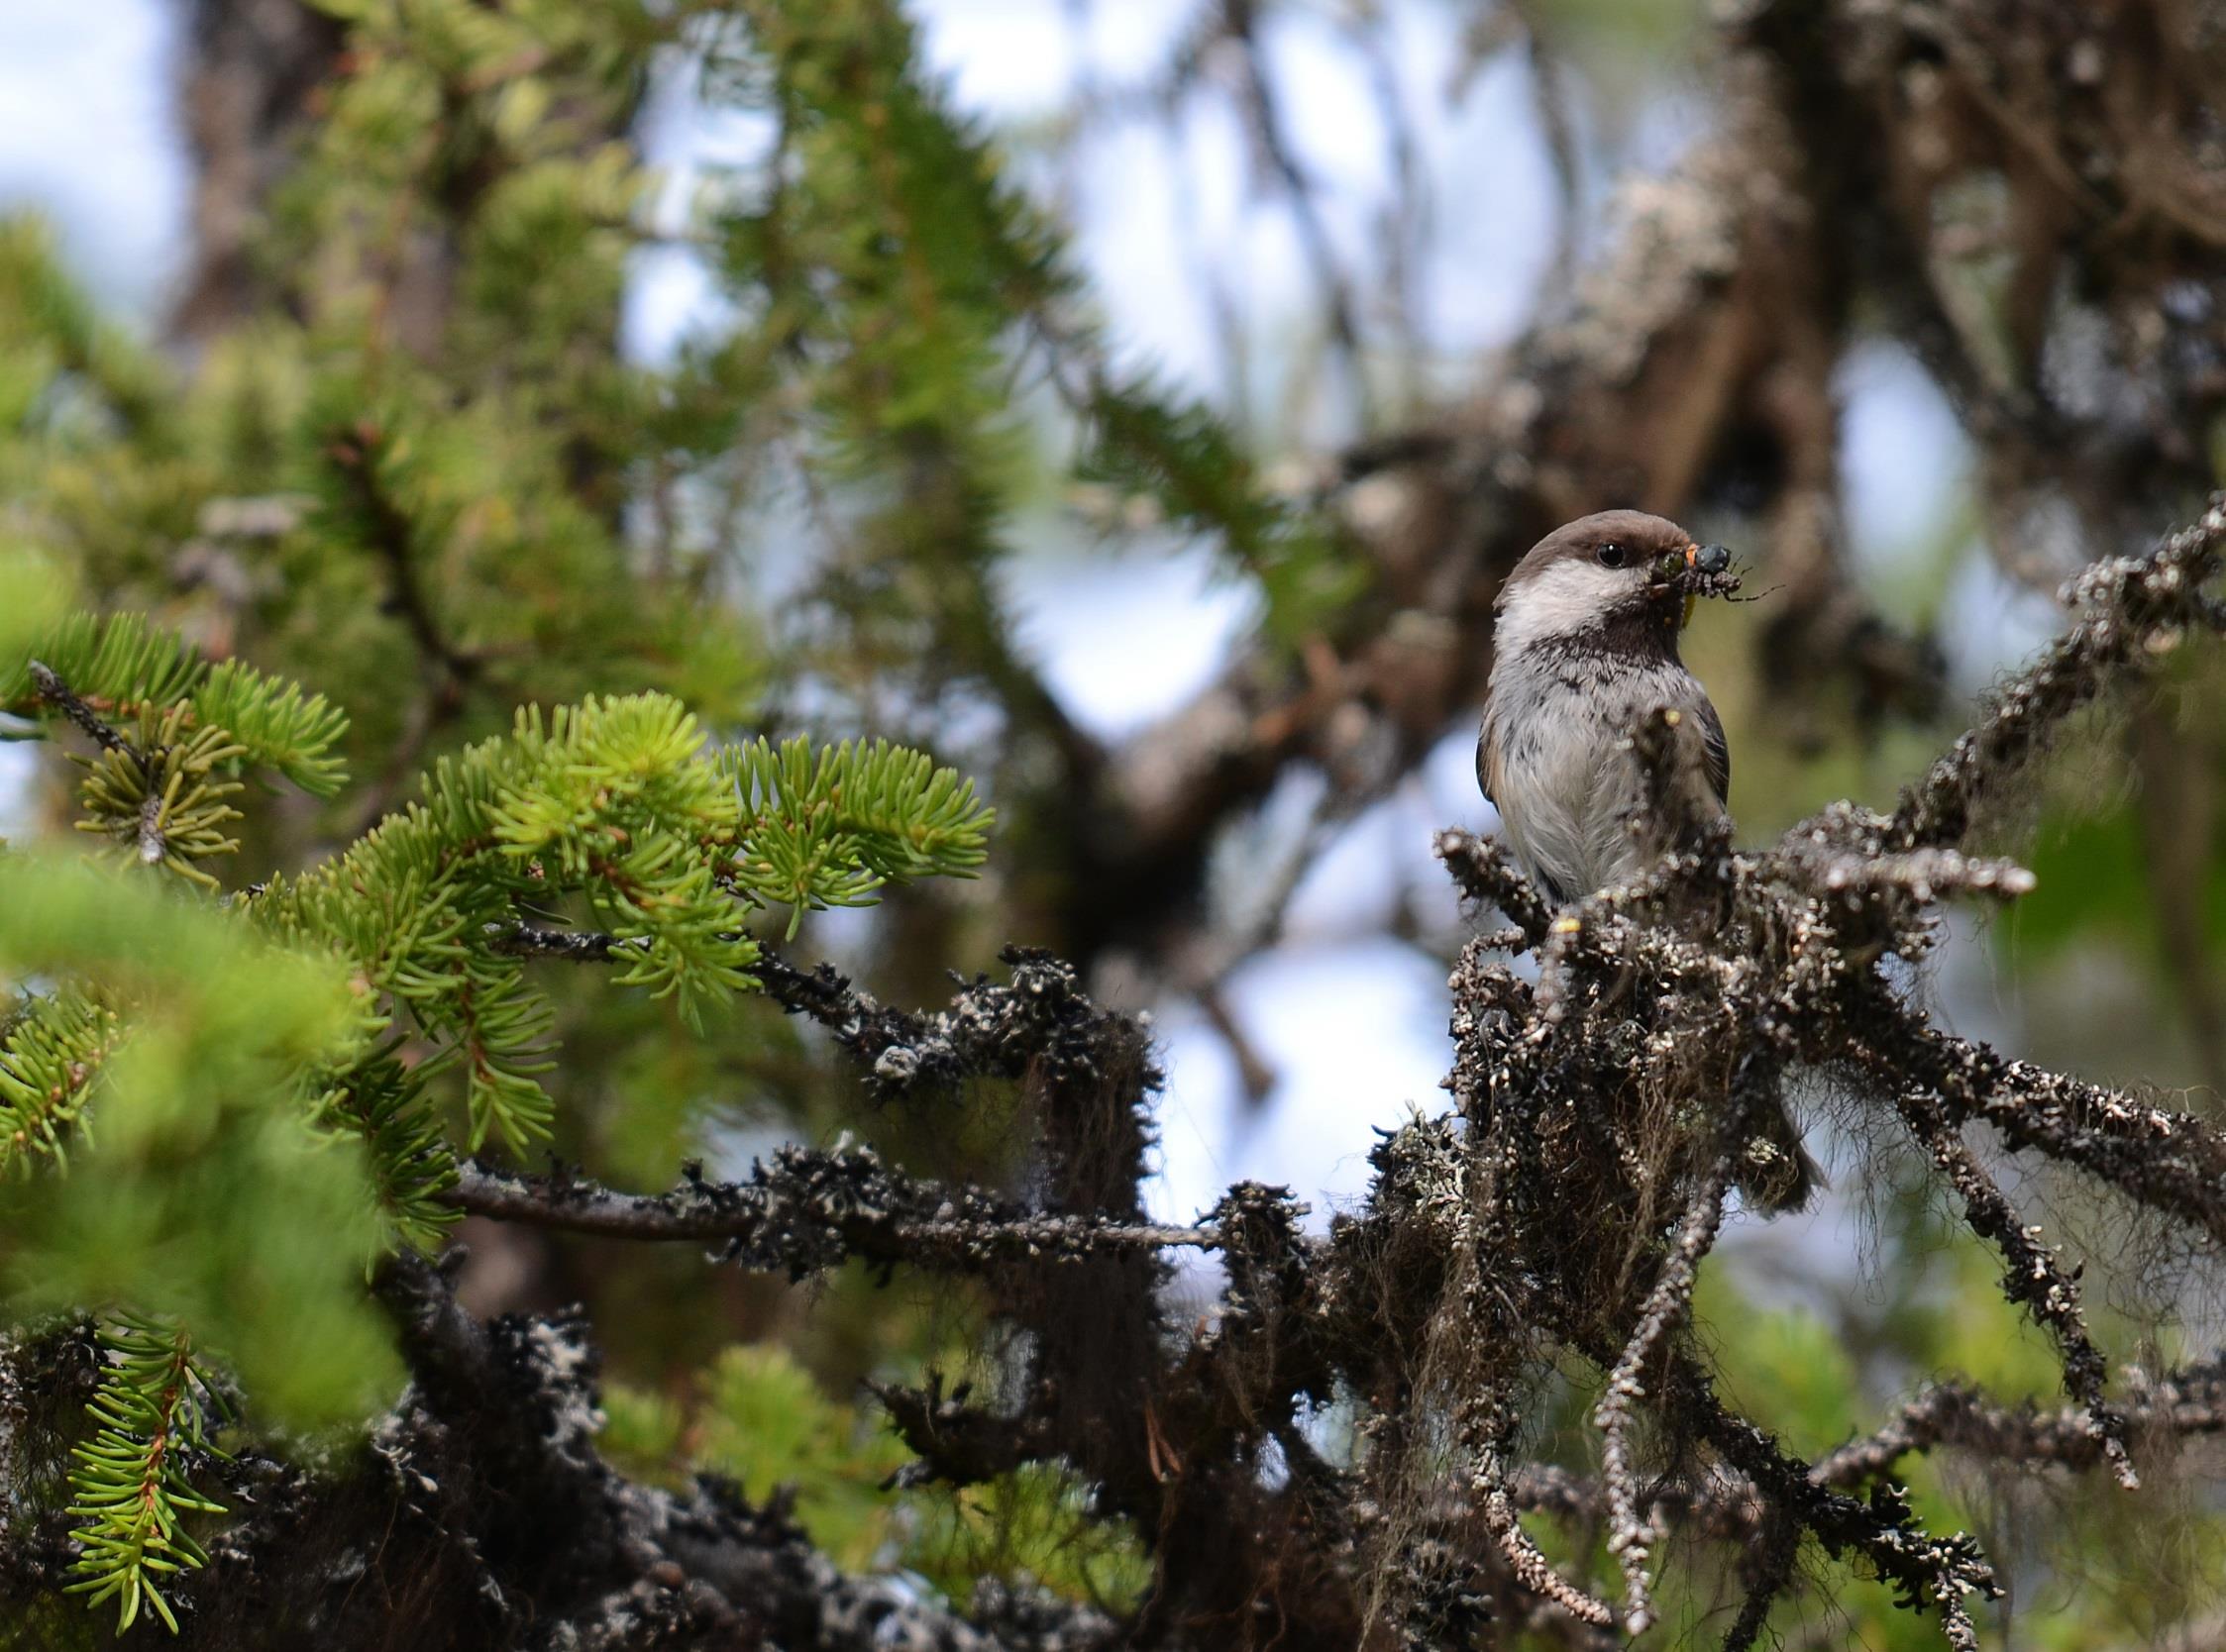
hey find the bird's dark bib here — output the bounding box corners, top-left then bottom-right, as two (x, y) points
(1522, 601), (1687, 671)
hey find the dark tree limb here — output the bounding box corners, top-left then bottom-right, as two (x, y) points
(1841, 996), (2226, 1249)
(444, 1155), (1222, 1267)
(359, 1250), (1116, 1652)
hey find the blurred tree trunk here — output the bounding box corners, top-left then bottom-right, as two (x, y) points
(171, 0), (344, 351)
(174, 0), (647, 372)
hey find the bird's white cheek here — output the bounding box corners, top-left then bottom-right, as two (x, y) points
(1495, 561), (1633, 654)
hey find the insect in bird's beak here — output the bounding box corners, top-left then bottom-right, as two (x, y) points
(1664, 543), (1736, 625)
(1648, 544), (1737, 625)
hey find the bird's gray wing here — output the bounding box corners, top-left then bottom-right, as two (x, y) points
(1476, 714), (1502, 809)
(1694, 694), (1731, 810)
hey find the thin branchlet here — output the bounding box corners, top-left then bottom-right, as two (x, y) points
(1468, 1384), (1615, 1630)
(1510, 1355), (2226, 1530)
(1893, 1090), (2137, 1488)
(27, 661), (133, 756)
(1843, 1000), (2226, 1246)
(1887, 495), (2226, 851)
(1595, 1152), (1735, 1634)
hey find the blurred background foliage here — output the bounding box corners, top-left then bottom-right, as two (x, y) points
(1, 0), (2222, 1643)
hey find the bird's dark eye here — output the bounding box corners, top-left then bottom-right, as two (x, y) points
(1595, 542), (1630, 569)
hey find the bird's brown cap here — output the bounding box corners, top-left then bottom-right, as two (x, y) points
(1495, 509), (1699, 609)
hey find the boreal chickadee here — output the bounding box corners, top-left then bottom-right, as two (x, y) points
(1477, 509), (1821, 1213)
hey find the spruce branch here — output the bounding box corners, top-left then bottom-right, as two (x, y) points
(255, 698), (996, 1154)
(730, 0), (1361, 649)
(447, 969), (559, 1156)
(188, 660), (350, 797)
(19, 628), (351, 798)
(0, 987), (122, 1175)
(305, 1048), (461, 1252)
(718, 736), (995, 937)
(20, 634), (354, 886)
(14, 618), (199, 730)
(71, 703), (247, 885)
(63, 1314), (228, 1635)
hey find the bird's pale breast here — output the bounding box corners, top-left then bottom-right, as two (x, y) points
(1483, 649), (1718, 904)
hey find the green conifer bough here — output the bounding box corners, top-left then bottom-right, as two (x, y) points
(0, 596), (991, 1632)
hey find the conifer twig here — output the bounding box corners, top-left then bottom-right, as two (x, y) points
(28, 661), (133, 756)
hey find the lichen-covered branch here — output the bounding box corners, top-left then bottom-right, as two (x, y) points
(1349, 498), (2226, 1641)
(1887, 496), (2226, 851)
(443, 1155), (1222, 1269)
(1594, 1153), (1735, 1634)
(1815, 1362), (2226, 1488)
(1891, 1089), (2136, 1488)
(1842, 996), (2226, 1248)
(1503, 1360), (2226, 1540)
(1433, 828), (1554, 947)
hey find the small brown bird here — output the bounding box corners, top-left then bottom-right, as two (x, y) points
(1478, 509), (1820, 1211)
(1477, 509), (1733, 907)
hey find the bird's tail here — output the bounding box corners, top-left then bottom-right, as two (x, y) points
(1736, 1106), (1827, 1216)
